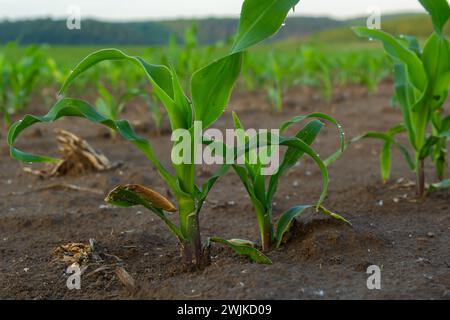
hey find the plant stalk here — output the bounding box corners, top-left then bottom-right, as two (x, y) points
(262, 224), (271, 251)
(180, 210), (206, 268)
(417, 158), (425, 197)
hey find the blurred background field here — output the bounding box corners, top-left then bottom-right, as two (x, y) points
(1, 10), (448, 129)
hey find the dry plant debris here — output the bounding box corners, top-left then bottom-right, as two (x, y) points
(24, 129), (117, 177)
(52, 239), (137, 293)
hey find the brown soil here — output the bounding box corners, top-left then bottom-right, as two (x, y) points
(0, 80), (449, 300)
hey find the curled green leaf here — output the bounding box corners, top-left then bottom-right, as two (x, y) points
(209, 237), (272, 264)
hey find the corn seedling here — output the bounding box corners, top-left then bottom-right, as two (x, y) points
(353, 0), (450, 196)
(0, 52), (7, 129)
(95, 83), (141, 136)
(142, 92), (164, 136)
(0, 44), (44, 128)
(299, 47), (333, 102)
(241, 53), (267, 92)
(335, 51), (389, 93)
(265, 54), (284, 112)
(164, 24), (217, 90)
(7, 0), (302, 267)
(230, 112), (350, 251)
(265, 53), (296, 113)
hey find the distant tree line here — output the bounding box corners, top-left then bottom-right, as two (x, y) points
(0, 16), (343, 45)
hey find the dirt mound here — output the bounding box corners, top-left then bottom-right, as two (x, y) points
(285, 219), (390, 263)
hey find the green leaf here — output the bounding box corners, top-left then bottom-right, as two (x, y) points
(209, 237), (272, 264)
(419, 135), (441, 159)
(60, 49), (173, 98)
(393, 63), (417, 148)
(58, 49), (191, 131)
(275, 205), (312, 248)
(105, 186), (183, 240)
(317, 206), (352, 226)
(280, 112), (345, 152)
(170, 65), (193, 128)
(418, 0), (450, 35)
(197, 164), (232, 209)
(97, 84), (114, 114)
(232, 0), (300, 53)
(347, 127), (416, 181)
(117, 89), (141, 115)
(232, 111), (245, 130)
(267, 120), (324, 203)
(428, 179), (450, 191)
(353, 27), (427, 92)
(7, 98), (182, 196)
(279, 137), (329, 207)
(380, 141), (392, 183)
(394, 142), (416, 170)
(95, 97), (112, 119)
(421, 33), (450, 110)
(232, 164), (254, 195)
(399, 35), (422, 57)
(191, 53), (243, 129)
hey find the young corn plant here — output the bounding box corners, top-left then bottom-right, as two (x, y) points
(142, 92), (164, 136)
(94, 62), (153, 137)
(95, 83), (141, 137)
(164, 23), (215, 90)
(265, 53), (299, 113)
(240, 53), (267, 92)
(266, 54), (284, 112)
(299, 47), (333, 102)
(0, 45), (44, 128)
(0, 52), (7, 130)
(353, 0), (450, 196)
(230, 112), (350, 251)
(7, 0), (301, 267)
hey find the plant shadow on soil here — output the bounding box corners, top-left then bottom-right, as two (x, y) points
(0, 80), (449, 299)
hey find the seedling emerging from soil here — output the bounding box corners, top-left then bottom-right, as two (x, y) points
(353, 0), (450, 196)
(7, 0), (301, 267)
(230, 112), (350, 251)
(95, 84), (141, 123)
(300, 47), (333, 102)
(95, 84), (142, 138)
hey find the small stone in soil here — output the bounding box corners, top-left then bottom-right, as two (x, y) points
(314, 290), (325, 297)
(427, 232), (435, 238)
(423, 274), (433, 280)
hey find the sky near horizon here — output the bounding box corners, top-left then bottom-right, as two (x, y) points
(1, 0), (426, 21)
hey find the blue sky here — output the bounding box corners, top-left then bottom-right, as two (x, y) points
(1, 0), (425, 21)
